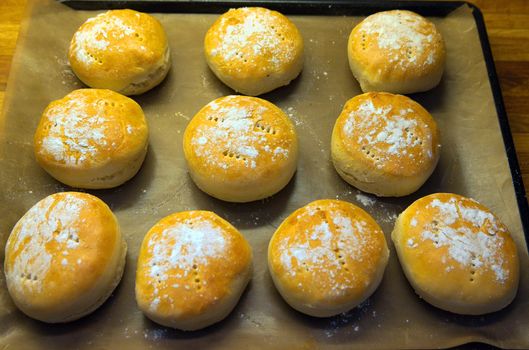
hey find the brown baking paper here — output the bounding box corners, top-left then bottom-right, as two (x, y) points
(1, 1), (528, 348)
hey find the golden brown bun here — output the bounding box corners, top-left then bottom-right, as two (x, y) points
(34, 89), (149, 189)
(204, 7), (304, 96)
(331, 92), (440, 197)
(135, 211), (252, 331)
(69, 9), (171, 95)
(268, 199), (389, 317)
(348, 10), (445, 94)
(183, 95), (298, 202)
(4, 192), (126, 323)
(391, 193), (519, 315)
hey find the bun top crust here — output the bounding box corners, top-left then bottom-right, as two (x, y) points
(268, 199), (388, 306)
(334, 92), (440, 177)
(394, 193), (519, 309)
(204, 7), (303, 81)
(4, 192), (120, 311)
(349, 10), (445, 84)
(183, 95), (297, 183)
(68, 9), (169, 92)
(34, 89), (148, 170)
(135, 211), (252, 319)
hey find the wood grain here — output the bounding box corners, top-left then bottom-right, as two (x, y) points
(0, 0), (27, 110)
(1, 0), (528, 200)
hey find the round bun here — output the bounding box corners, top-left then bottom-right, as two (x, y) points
(391, 193), (519, 315)
(331, 92), (440, 197)
(135, 210), (252, 331)
(34, 89), (149, 189)
(68, 9), (171, 95)
(183, 95), (298, 202)
(348, 10), (445, 94)
(4, 192), (126, 323)
(268, 199), (389, 317)
(204, 7), (304, 96)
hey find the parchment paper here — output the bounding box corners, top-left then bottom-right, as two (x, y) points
(1, 1), (528, 348)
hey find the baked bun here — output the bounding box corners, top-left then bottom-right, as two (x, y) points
(348, 10), (445, 94)
(183, 95), (298, 202)
(204, 7), (304, 96)
(331, 92), (440, 197)
(392, 193), (519, 315)
(268, 199), (389, 317)
(68, 9), (171, 95)
(34, 89), (149, 189)
(4, 192), (126, 323)
(135, 210), (252, 331)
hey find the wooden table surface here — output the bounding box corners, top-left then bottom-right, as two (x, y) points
(1, 0), (529, 200)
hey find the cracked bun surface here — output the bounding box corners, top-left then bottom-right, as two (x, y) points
(204, 7), (304, 96)
(135, 210), (252, 331)
(69, 9), (171, 95)
(348, 10), (445, 94)
(268, 199), (389, 317)
(183, 95), (298, 202)
(391, 193), (519, 315)
(4, 192), (126, 323)
(331, 92), (440, 197)
(34, 89), (149, 189)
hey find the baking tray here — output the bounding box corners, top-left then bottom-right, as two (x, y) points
(1, 0), (528, 349)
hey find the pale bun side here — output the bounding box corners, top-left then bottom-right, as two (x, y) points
(348, 54), (444, 94)
(119, 46), (171, 96)
(331, 131), (436, 197)
(143, 270), (251, 331)
(269, 248), (388, 318)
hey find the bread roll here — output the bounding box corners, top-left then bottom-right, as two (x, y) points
(268, 199), (389, 317)
(348, 10), (445, 94)
(135, 210), (252, 330)
(4, 192), (126, 323)
(69, 9), (170, 95)
(331, 92), (440, 197)
(34, 89), (149, 189)
(204, 7), (304, 96)
(183, 95), (298, 202)
(392, 193), (519, 315)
